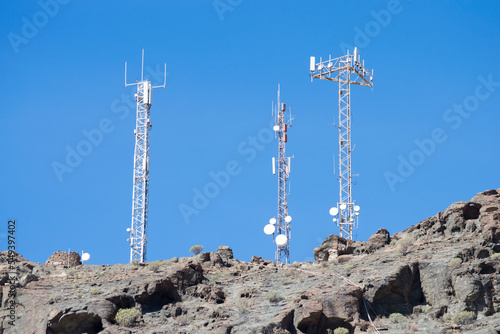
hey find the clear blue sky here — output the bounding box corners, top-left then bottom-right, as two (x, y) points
(1, 1), (499, 265)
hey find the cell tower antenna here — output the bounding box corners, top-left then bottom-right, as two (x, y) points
(124, 49), (166, 263)
(310, 47), (373, 240)
(264, 85), (293, 264)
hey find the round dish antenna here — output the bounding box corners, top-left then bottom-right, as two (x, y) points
(276, 234), (288, 246)
(81, 253), (90, 262)
(264, 224), (275, 235)
(340, 203), (347, 210)
(333, 218), (337, 222)
(126, 228), (131, 232)
(273, 125), (280, 131)
(285, 215), (292, 223)
(269, 218), (277, 225)
(354, 205), (360, 212)
(329, 207), (338, 216)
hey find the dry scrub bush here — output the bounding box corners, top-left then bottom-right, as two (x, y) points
(190, 245), (204, 255)
(115, 308), (141, 327)
(451, 311), (476, 325)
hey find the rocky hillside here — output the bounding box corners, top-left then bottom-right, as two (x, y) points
(1, 189), (499, 334)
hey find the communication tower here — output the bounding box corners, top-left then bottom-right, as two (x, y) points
(264, 85), (293, 264)
(125, 50), (166, 263)
(310, 47), (373, 240)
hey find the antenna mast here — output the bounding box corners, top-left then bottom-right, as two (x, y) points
(125, 49), (166, 263)
(310, 48), (373, 240)
(264, 85), (293, 264)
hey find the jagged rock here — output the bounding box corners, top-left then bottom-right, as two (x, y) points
(295, 284), (362, 333)
(354, 228), (391, 254)
(18, 273), (38, 287)
(251, 255), (263, 264)
(364, 262), (425, 316)
(217, 246), (234, 262)
(313, 235), (354, 262)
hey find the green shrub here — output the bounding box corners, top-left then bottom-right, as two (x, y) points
(115, 308), (141, 327)
(334, 327), (349, 334)
(448, 257), (462, 268)
(451, 311), (476, 325)
(265, 291), (284, 304)
(389, 313), (405, 323)
(89, 287), (102, 295)
(190, 245), (204, 255)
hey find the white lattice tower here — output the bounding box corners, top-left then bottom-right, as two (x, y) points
(310, 48), (373, 240)
(264, 86), (293, 264)
(125, 50), (166, 263)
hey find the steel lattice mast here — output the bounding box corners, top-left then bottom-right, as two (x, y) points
(310, 47), (373, 240)
(264, 86), (293, 264)
(125, 50), (166, 263)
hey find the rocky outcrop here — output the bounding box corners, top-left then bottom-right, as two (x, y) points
(0, 189), (499, 333)
(46, 250), (82, 267)
(313, 235), (354, 262)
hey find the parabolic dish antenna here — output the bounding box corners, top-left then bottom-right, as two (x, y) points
(82, 253), (90, 262)
(354, 205), (360, 212)
(273, 125), (280, 131)
(340, 203), (347, 210)
(264, 224), (275, 235)
(269, 218), (276, 225)
(285, 215), (292, 223)
(276, 234), (288, 246)
(329, 207), (338, 216)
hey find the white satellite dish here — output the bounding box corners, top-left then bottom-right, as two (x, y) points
(269, 218), (276, 225)
(329, 207), (338, 216)
(285, 215), (292, 223)
(264, 224), (275, 235)
(126, 228), (131, 232)
(275, 234), (288, 246)
(333, 218), (337, 222)
(355, 212), (359, 216)
(273, 125), (280, 131)
(82, 253), (90, 262)
(340, 204), (347, 210)
(354, 205), (360, 212)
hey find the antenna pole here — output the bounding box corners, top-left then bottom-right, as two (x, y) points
(267, 85), (293, 264)
(310, 47), (373, 240)
(141, 49), (144, 81)
(124, 50), (167, 263)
